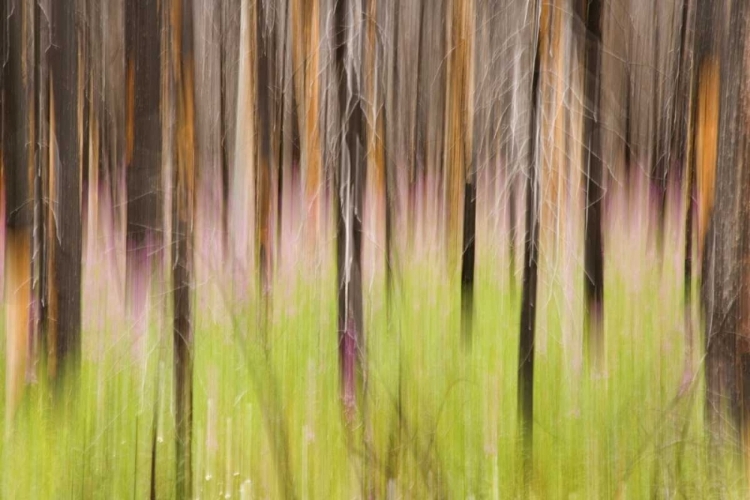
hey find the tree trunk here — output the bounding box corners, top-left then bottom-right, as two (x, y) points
(171, 0), (197, 496)
(256, 0), (276, 317)
(675, 0), (698, 393)
(125, 0), (162, 347)
(32, 0), (50, 384)
(518, 1), (543, 487)
(699, 0), (747, 485)
(445, 0), (473, 349)
(3, 0), (34, 413)
(334, 0), (367, 423)
(580, 0), (605, 371)
(460, 179), (476, 348)
(50, 0), (82, 373)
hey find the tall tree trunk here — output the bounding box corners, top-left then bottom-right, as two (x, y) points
(3, 0), (35, 413)
(256, 0), (277, 342)
(445, 0), (473, 349)
(738, 8), (750, 473)
(125, 0), (162, 347)
(171, 0), (196, 496)
(219, 0), (230, 251)
(700, 0), (748, 485)
(292, 0), (323, 249)
(518, 0), (543, 487)
(444, 0), (471, 274)
(50, 0), (81, 374)
(334, 0), (367, 423)
(580, 0), (605, 371)
(676, 0), (698, 392)
(32, 0), (50, 383)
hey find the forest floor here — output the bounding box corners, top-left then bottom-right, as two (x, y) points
(0, 170), (745, 499)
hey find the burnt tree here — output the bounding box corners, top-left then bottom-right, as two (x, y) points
(125, 0), (162, 335)
(579, 0), (605, 370)
(171, 0), (197, 495)
(699, 0), (750, 481)
(49, 0), (82, 373)
(333, 0), (367, 422)
(518, 0), (543, 487)
(3, 0), (34, 410)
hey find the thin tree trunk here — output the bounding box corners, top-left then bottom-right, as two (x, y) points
(50, 0), (82, 372)
(33, 0), (50, 383)
(171, 0), (197, 495)
(447, 0), (474, 349)
(3, 0), (34, 413)
(581, 0), (605, 371)
(677, 0), (698, 393)
(518, 1), (543, 487)
(219, 0), (230, 252)
(444, 0), (471, 273)
(334, 0), (367, 423)
(255, 0), (278, 355)
(125, 0), (162, 345)
(460, 178), (476, 348)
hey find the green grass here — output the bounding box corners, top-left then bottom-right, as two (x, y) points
(0, 239), (746, 499)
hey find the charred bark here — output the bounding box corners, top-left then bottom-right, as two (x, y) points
(219, 0), (230, 251)
(125, 0), (162, 339)
(256, 0), (276, 308)
(460, 179), (476, 348)
(50, 0), (82, 371)
(677, 0), (698, 392)
(518, 3), (542, 487)
(32, 0), (50, 381)
(3, 0), (34, 409)
(580, 0), (605, 370)
(171, 0), (196, 496)
(334, 0), (367, 422)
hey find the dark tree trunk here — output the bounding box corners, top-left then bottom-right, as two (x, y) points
(256, 0), (276, 312)
(518, 3), (542, 487)
(171, 0), (196, 496)
(50, 0), (82, 372)
(333, 0), (367, 422)
(581, 0), (605, 370)
(677, 0), (698, 392)
(3, 0), (34, 408)
(460, 179), (476, 348)
(33, 0), (50, 381)
(125, 0), (162, 333)
(219, 0), (230, 251)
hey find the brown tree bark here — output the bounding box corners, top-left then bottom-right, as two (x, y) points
(333, 0), (367, 423)
(699, 1), (748, 487)
(518, 0), (543, 487)
(49, 0), (82, 373)
(171, 0), (196, 496)
(580, 0), (605, 371)
(3, 0), (34, 413)
(125, 0), (162, 345)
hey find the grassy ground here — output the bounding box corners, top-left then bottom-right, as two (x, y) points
(0, 265), (741, 498)
(0, 180), (747, 499)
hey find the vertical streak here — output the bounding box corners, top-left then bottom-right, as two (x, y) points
(50, 0), (81, 369)
(171, 0), (196, 496)
(581, 0), (605, 370)
(518, 0), (542, 487)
